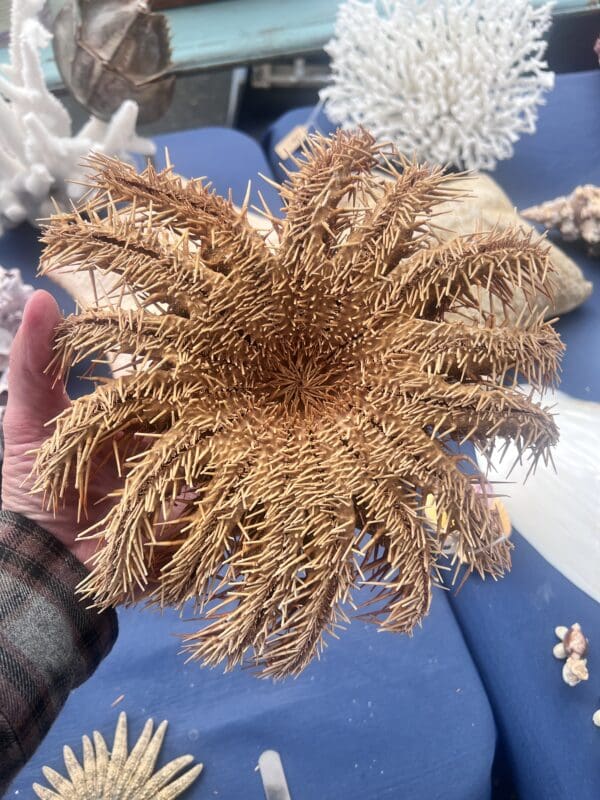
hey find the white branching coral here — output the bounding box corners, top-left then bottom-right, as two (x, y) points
(0, 266), (33, 459)
(322, 0), (555, 171)
(0, 0), (154, 234)
(0, 267), (33, 389)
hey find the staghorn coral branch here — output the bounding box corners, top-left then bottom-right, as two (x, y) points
(0, 0), (154, 234)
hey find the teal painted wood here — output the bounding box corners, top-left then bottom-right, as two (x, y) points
(167, 0), (340, 71)
(0, 0), (597, 90)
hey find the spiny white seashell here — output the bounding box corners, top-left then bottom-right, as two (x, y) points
(553, 642), (567, 659)
(562, 656), (589, 687)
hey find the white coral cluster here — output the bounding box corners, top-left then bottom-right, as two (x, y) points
(322, 0), (555, 171)
(0, 266), (34, 457)
(0, 267), (33, 392)
(0, 0), (155, 234)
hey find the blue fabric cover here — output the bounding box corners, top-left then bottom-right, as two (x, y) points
(449, 70), (600, 800)
(4, 129), (496, 799)
(264, 73), (600, 798)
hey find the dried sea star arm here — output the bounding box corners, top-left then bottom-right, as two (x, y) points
(84, 155), (251, 269)
(316, 414), (438, 634)
(153, 406), (286, 609)
(426, 387), (559, 465)
(51, 307), (259, 376)
(276, 129), (379, 331)
(384, 229), (553, 321)
(156, 460), (253, 608)
(358, 516), (434, 634)
(82, 155), (283, 345)
(40, 205), (225, 314)
(261, 550), (356, 678)
(300, 160), (454, 342)
(79, 410), (239, 605)
(279, 129), (379, 261)
(404, 317), (563, 390)
(334, 158), (454, 282)
(186, 508), (357, 678)
(365, 370), (559, 459)
(256, 440), (360, 676)
(345, 404), (511, 577)
(30, 372), (189, 513)
(181, 427), (361, 676)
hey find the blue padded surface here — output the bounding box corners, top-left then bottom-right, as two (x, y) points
(451, 70), (600, 800)
(263, 105), (333, 185)
(264, 74), (600, 798)
(6, 128), (497, 799)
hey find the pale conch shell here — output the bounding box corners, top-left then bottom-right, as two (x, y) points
(477, 388), (600, 604)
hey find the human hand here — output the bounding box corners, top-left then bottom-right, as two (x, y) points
(1, 291), (120, 566)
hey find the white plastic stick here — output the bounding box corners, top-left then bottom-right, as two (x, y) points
(258, 750), (292, 800)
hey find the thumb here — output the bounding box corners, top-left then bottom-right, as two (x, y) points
(4, 290), (69, 439)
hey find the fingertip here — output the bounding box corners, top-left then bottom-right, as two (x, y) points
(10, 290), (62, 370)
(5, 289), (68, 417)
(21, 290), (62, 331)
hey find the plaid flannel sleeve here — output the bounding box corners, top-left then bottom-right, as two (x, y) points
(0, 510), (118, 792)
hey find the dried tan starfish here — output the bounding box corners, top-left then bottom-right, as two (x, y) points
(34, 129), (563, 678)
(32, 712), (203, 799)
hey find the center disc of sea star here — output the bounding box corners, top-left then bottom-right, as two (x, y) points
(259, 350), (346, 417)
